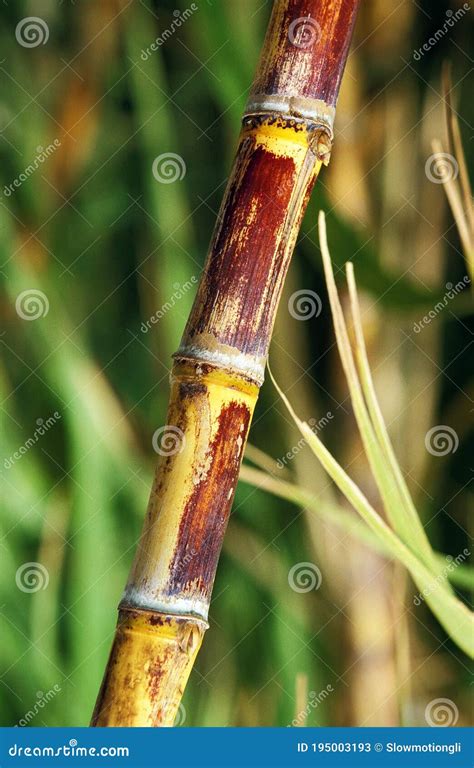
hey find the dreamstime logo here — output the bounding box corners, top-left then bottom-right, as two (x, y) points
(289, 684), (334, 726)
(16, 562), (49, 593)
(152, 425), (186, 456)
(15, 17), (49, 48)
(3, 140), (61, 197)
(8, 742), (129, 758)
(276, 412), (333, 469)
(17, 685), (61, 727)
(4, 411), (62, 469)
(288, 562), (322, 593)
(288, 16), (321, 49)
(15, 289), (49, 320)
(141, 277), (198, 333)
(413, 276), (470, 333)
(425, 152), (459, 184)
(179, 548), (197, 568)
(161, 701), (187, 726)
(425, 425), (459, 456)
(425, 698), (459, 727)
(288, 289), (322, 320)
(140, 4), (198, 60)
(152, 153), (186, 184)
(413, 5), (470, 60)
(413, 548), (470, 606)
(174, 703), (186, 726)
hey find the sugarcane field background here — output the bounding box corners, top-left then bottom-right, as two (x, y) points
(1, 0), (473, 729)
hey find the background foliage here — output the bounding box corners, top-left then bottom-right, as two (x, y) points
(1, 0), (472, 727)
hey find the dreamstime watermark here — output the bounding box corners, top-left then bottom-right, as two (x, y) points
(15, 17), (49, 47)
(276, 413), (333, 469)
(425, 425), (459, 456)
(174, 703), (186, 726)
(288, 16), (321, 49)
(288, 562), (322, 593)
(152, 425), (186, 456)
(15, 288), (49, 320)
(289, 684), (333, 727)
(178, 548), (197, 568)
(152, 152), (186, 183)
(141, 277), (198, 333)
(8, 742), (129, 758)
(413, 276), (470, 333)
(159, 700), (187, 727)
(4, 140), (61, 197)
(425, 152), (459, 184)
(288, 289), (322, 320)
(141, 4), (198, 60)
(413, 5), (470, 60)
(4, 412), (61, 469)
(425, 698), (459, 727)
(413, 548), (470, 606)
(17, 685), (61, 727)
(16, 563), (50, 593)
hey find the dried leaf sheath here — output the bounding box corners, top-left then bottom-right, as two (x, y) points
(92, 0), (359, 727)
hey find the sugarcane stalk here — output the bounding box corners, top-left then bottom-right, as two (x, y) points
(92, 0), (359, 727)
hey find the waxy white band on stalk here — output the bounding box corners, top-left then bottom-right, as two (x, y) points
(244, 93), (335, 136)
(175, 341), (267, 387)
